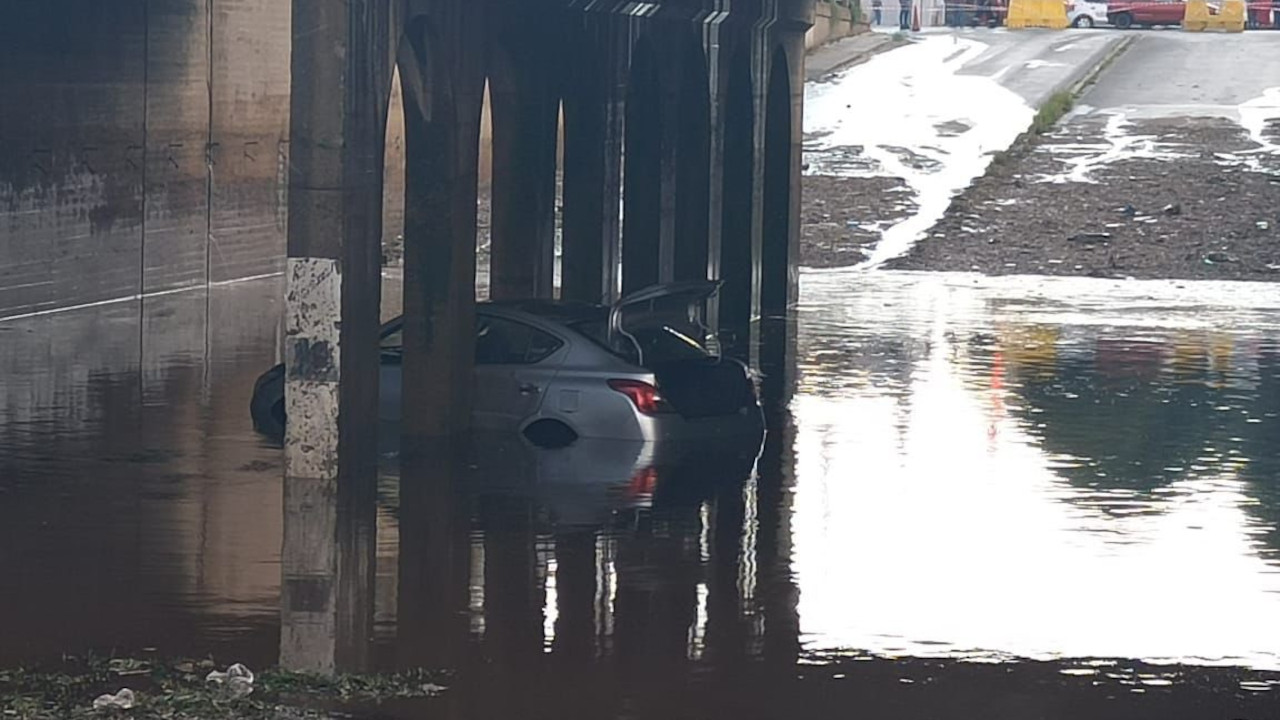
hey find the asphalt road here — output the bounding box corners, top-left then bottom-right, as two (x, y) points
(950, 28), (1127, 107)
(1075, 31), (1280, 117)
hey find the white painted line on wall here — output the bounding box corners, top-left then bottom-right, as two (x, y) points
(0, 272), (284, 325)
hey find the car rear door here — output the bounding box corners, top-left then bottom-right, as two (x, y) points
(473, 313), (568, 431)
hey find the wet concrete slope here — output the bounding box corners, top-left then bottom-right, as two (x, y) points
(0, 0), (290, 319)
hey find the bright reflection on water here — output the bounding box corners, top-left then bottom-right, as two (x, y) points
(792, 270), (1280, 668)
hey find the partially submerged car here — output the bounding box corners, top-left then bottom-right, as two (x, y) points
(251, 281), (764, 446)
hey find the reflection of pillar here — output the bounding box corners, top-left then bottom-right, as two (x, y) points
(706, 480), (748, 665)
(614, 510), (699, 669)
(562, 21), (625, 304)
(756, 407), (800, 666)
(482, 496), (543, 666)
(281, 0), (392, 675)
(398, 14), (483, 437)
(489, 22), (558, 300)
(396, 440), (471, 670)
(553, 530), (599, 662)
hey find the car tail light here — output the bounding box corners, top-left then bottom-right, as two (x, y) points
(608, 379), (673, 415)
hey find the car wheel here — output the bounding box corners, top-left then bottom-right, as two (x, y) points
(1113, 11), (1133, 27)
(1073, 15), (1094, 27)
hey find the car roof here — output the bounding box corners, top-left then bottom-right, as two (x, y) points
(378, 300), (607, 338)
(484, 299), (609, 325)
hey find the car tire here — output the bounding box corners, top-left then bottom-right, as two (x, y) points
(1113, 11), (1134, 27)
(1073, 15), (1094, 27)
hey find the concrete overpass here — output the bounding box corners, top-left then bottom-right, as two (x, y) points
(1, 0), (816, 673)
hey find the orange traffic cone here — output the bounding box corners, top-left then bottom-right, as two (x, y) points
(911, 1), (922, 30)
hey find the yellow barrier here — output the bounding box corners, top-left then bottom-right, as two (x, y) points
(1183, 0), (1210, 30)
(1007, 0), (1069, 28)
(1007, 0), (1031, 27)
(1216, 0), (1246, 31)
(1185, 0), (1245, 30)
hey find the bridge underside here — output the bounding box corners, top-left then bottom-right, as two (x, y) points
(281, 0), (811, 672)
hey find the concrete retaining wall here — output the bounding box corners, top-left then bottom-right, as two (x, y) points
(806, 1), (868, 50)
(0, 1), (290, 319)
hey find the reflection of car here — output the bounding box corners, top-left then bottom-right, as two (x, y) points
(1106, 0), (1203, 27)
(251, 281), (764, 446)
(1066, 0), (1110, 25)
(432, 432), (764, 528)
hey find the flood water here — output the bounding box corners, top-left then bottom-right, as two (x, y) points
(3, 270), (1280, 718)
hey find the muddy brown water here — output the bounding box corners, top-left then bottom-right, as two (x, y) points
(2, 271), (1279, 718)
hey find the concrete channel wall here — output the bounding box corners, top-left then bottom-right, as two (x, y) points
(806, 1), (868, 50)
(0, 1), (291, 319)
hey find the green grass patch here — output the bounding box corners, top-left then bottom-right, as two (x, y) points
(1030, 90), (1075, 136)
(0, 655), (448, 719)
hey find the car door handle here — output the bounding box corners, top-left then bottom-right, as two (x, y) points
(518, 383), (540, 395)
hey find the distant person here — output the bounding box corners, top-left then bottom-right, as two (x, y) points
(873, 0), (884, 25)
(899, 0), (913, 28)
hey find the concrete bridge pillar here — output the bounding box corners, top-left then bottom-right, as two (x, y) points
(561, 21), (626, 304)
(397, 9), (484, 439)
(488, 13), (560, 300)
(622, 36), (663, 295)
(281, 0), (395, 675)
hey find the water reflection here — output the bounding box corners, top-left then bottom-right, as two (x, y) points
(794, 271), (1280, 668)
(3, 271), (1280, 718)
(0, 281), (285, 668)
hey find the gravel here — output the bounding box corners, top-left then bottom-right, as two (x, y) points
(884, 116), (1280, 281)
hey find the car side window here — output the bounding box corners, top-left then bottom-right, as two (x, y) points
(475, 316), (563, 365)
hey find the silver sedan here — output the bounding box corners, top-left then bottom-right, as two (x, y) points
(251, 282), (764, 446)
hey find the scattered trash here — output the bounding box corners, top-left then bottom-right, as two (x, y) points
(1257, 220), (1270, 231)
(107, 659), (150, 677)
(92, 688), (136, 711)
(206, 663), (255, 698)
(1204, 251), (1237, 264)
(1068, 232), (1112, 244)
(1162, 203), (1182, 216)
(1117, 203), (1137, 217)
